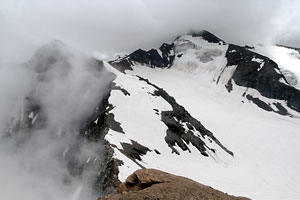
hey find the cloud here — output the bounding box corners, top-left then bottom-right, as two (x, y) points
(0, 0), (300, 60)
(0, 41), (114, 200)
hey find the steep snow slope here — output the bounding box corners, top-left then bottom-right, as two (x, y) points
(106, 33), (300, 200)
(126, 66), (300, 200)
(104, 64), (234, 181)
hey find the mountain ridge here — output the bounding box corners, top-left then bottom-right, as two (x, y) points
(109, 30), (300, 116)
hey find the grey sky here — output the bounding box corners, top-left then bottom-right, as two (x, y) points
(0, 0), (300, 60)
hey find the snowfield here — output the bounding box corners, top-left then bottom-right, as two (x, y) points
(104, 36), (300, 200)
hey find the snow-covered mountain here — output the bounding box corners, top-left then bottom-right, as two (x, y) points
(2, 31), (300, 200)
(106, 31), (300, 199)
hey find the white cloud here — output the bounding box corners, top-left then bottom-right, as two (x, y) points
(0, 0), (299, 60)
(0, 41), (114, 200)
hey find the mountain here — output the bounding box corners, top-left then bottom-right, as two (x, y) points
(106, 30), (300, 199)
(110, 30), (300, 115)
(2, 31), (300, 200)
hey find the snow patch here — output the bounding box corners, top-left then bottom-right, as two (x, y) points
(157, 49), (163, 58)
(251, 57), (265, 71)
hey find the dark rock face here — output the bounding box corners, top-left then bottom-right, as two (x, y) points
(244, 94), (292, 116)
(120, 140), (151, 162)
(191, 30), (225, 44)
(273, 102), (290, 116)
(245, 95), (273, 112)
(99, 169), (250, 200)
(109, 43), (175, 70)
(108, 56), (133, 73)
(137, 76), (233, 157)
(60, 80), (127, 196)
(110, 30), (225, 72)
(95, 143), (123, 196)
(226, 44), (300, 112)
(81, 82), (125, 195)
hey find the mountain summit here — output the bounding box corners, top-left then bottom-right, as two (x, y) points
(110, 30), (300, 115)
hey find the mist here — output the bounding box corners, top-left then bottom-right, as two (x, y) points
(1, 0), (300, 62)
(0, 41), (114, 200)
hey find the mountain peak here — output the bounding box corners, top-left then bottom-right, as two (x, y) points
(188, 30), (225, 44)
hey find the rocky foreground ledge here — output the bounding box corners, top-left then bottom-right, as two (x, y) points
(99, 169), (250, 200)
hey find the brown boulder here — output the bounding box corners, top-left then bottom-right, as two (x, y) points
(99, 169), (250, 200)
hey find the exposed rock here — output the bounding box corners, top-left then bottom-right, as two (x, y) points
(110, 30), (225, 72)
(137, 76), (233, 157)
(244, 95), (292, 117)
(108, 56), (133, 73)
(81, 82), (124, 195)
(99, 169), (250, 200)
(245, 45), (254, 50)
(94, 143), (123, 196)
(225, 44), (300, 113)
(111, 82), (130, 96)
(110, 32), (300, 116)
(245, 95), (273, 112)
(273, 102), (290, 116)
(109, 43), (175, 70)
(120, 140), (151, 162)
(191, 30), (226, 44)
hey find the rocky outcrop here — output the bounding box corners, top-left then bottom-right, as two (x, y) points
(190, 30), (225, 44)
(137, 76), (233, 157)
(225, 44), (300, 113)
(109, 43), (175, 70)
(120, 140), (150, 161)
(82, 82), (127, 195)
(99, 169), (250, 200)
(244, 94), (292, 116)
(109, 30), (225, 71)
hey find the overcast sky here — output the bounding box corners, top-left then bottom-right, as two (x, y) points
(0, 0), (300, 61)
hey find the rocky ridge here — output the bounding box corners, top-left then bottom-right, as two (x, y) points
(99, 169), (250, 200)
(110, 30), (300, 116)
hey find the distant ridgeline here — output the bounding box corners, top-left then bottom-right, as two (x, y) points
(109, 30), (300, 115)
